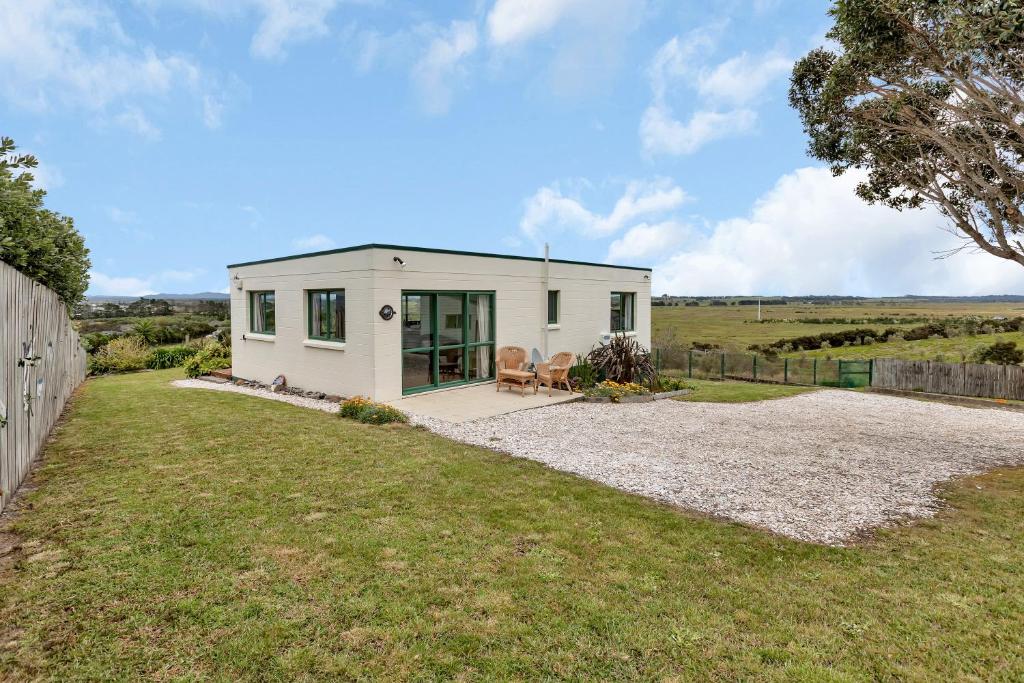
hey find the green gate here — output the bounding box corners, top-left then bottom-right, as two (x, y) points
(838, 359), (873, 388)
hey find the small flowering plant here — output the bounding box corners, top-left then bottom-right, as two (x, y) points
(339, 396), (407, 424)
(583, 380), (650, 402)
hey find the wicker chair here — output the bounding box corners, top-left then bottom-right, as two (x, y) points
(536, 351), (574, 396)
(495, 345), (535, 396)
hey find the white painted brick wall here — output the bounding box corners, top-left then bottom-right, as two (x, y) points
(229, 247), (651, 401)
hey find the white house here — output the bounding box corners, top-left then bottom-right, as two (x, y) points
(227, 244), (652, 401)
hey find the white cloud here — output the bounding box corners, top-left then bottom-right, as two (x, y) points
(639, 31), (790, 156)
(646, 30), (715, 100)
(520, 178), (689, 242)
(411, 20), (478, 115)
(607, 221), (690, 263)
(86, 268), (206, 296)
(486, 0), (581, 46)
(486, 0), (647, 98)
(652, 167), (1024, 296)
(249, 0), (341, 60)
(202, 94), (225, 128)
(87, 271), (157, 297)
(0, 0), (222, 134)
(640, 105), (756, 156)
(697, 51), (792, 105)
(115, 107), (162, 141)
(293, 233), (336, 250)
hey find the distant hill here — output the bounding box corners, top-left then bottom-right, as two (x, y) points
(87, 292), (229, 303)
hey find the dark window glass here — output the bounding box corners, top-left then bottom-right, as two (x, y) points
(308, 289), (345, 341)
(250, 291), (275, 334)
(611, 292), (635, 332)
(547, 290), (559, 325)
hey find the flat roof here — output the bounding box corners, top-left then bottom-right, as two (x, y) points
(226, 243), (652, 272)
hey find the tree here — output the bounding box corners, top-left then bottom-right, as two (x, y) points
(789, 1), (1024, 268)
(132, 319), (157, 345)
(0, 136), (90, 305)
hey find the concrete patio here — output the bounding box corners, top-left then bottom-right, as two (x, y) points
(388, 381), (580, 422)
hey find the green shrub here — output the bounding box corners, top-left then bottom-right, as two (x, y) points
(81, 332), (114, 353)
(358, 404), (408, 425)
(971, 341), (1024, 365)
(147, 345), (199, 370)
(183, 341), (231, 378)
(568, 353), (600, 389)
(88, 336), (151, 374)
(653, 375), (692, 392)
(339, 396), (407, 424)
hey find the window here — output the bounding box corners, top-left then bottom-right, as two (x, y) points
(308, 289), (345, 342)
(250, 291), (275, 334)
(610, 292), (635, 333)
(547, 290), (559, 325)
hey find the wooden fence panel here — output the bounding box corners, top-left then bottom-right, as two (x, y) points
(872, 358), (1024, 401)
(0, 261), (86, 513)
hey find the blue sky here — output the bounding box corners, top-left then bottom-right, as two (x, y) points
(4, 0), (1024, 296)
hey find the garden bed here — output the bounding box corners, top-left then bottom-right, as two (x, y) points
(581, 388), (690, 403)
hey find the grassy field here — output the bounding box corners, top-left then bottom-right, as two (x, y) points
(786, 330), (1024, 362)
(653, 301), (1024, 364)
(653, 301), (1024, 349)
(2, 370), (1023, 679)
(670, 379), (817, 403)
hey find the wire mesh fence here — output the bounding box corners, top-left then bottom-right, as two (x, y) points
(654, 348), (873, 388)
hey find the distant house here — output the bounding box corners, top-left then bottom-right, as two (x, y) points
(227, 244), (652, 401)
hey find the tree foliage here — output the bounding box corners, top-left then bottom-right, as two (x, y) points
(0, 136), (90, 305)
(790, 1), (1024, 267)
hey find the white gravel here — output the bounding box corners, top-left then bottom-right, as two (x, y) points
(171, 379), (340, 413)
(410, 390), (1024, 545)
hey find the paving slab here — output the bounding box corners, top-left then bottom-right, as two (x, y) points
(388, 381), (581, 422)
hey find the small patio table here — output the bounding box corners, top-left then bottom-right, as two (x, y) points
(496, 368), (538, 396)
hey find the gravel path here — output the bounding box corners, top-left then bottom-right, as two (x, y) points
(411, 391), (1024, 545)
(172, 379), (340, 413)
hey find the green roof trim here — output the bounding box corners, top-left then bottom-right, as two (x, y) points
(226, 243), (653, 272)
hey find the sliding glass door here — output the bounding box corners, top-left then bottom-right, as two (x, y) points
(401, 291), (495, 394)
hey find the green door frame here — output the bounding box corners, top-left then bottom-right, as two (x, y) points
(401, 290), (496, 395)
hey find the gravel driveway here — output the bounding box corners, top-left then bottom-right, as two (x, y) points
(413, 390), (1024, 545)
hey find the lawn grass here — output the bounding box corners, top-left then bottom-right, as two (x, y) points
(2, 370), (1023, 680)
(671, 379), (817, 403)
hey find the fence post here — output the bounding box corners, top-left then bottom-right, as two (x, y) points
(868, 358), (873, 386)
(688, 350), (693, 379)
(752, 354), (757, 381)
(720, 352), (725, 380)
(784, 357), (789, 384)
(812, 358), (817, 385)
(838, 360), (844, 388)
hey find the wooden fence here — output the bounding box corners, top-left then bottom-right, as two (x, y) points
(872, 358), (1024, 401)
(1, 261), (87, 513)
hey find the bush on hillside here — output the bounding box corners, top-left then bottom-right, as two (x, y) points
(971, 341), (1024, 365)
(147, 345), (199, 370)
(183, 341), (231, 378)
(88, 336), (150, 374)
